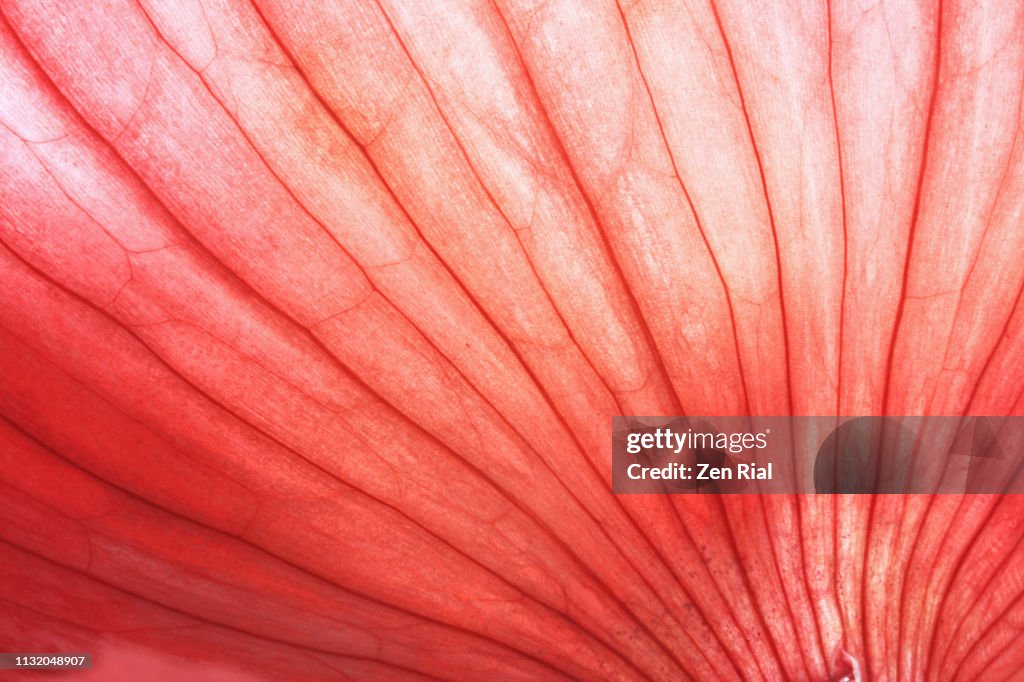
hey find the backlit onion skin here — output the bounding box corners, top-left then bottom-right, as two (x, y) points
(2, 0), (1024, 680)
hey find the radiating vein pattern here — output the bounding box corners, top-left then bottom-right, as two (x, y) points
(1, 0), (1024, 680)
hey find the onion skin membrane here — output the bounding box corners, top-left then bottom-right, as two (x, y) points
(1, 0), (1023, 679)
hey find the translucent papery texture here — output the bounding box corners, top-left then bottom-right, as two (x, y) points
(1, 0), (1023, 680)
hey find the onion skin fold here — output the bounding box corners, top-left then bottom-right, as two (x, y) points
(2, 0), (1024, 680)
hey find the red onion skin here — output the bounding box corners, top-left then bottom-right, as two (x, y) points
(2, 1), (1024, 679)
